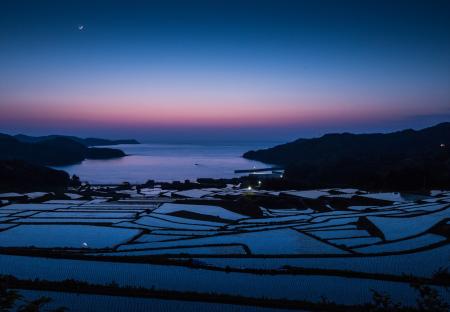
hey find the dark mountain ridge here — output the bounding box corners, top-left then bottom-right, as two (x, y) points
(14, 134), (139, 147)
(0, 134), (126, 166)
(244, 123), (450, 165)
(244, 122), (450, 190)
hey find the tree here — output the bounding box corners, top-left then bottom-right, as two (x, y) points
(0, 278), (66, 312)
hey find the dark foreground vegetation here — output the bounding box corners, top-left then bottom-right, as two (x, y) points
(0, 275), (448, 312)
(0, 277), (66, 311)
(244, 122), (450, 190)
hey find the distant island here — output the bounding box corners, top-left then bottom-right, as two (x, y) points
(244, 122), (450, 190)
(14, 134), (140, 147)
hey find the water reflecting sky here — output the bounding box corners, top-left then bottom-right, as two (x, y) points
(53, 142), (277, 183)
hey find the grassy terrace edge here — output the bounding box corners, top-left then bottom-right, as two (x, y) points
(2, 275), (448, 312)
(0, 248), (449, 287)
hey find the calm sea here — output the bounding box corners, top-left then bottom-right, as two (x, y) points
(53, 142), (278, 184)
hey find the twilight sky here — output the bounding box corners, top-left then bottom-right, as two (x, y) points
(0, 0), (449, 142)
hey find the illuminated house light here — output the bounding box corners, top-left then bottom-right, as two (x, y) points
(440, 143), (446, 148)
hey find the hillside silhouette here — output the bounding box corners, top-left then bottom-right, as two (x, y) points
(14, 134), (139, 146)
(0, 134), (126, 166)
(244, 122), (450, 190)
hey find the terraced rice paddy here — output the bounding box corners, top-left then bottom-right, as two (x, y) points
(0, 224), (140, 248)
(0, 187), (449, 309)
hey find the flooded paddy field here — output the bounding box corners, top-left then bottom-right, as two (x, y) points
(0, 185), (449, 310)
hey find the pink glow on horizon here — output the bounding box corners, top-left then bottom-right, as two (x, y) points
(2, 59), (449, 132)
(1, 97), (444, 130)
(1, 85), (448, 131)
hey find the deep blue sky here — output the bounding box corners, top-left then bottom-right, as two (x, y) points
(0, 0), (449, 142)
